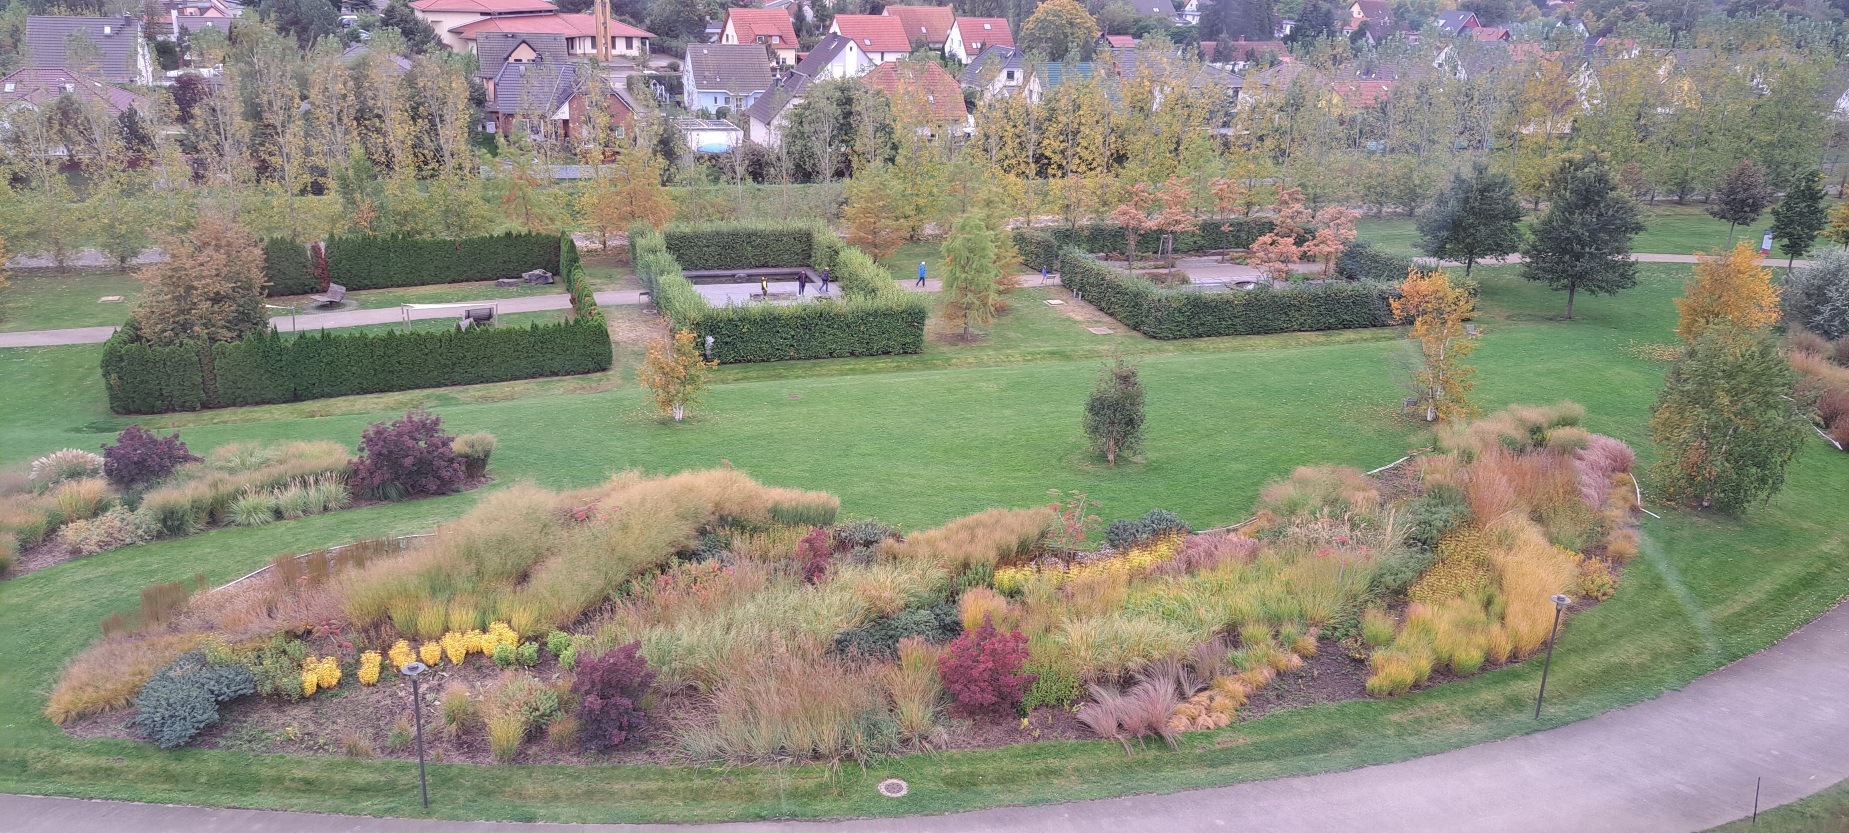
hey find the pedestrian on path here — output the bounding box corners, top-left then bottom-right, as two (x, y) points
(797, 271), (810, 296)
(759, 275), (769, 298)
(819, 268), (830, 293)
(916, 261), (927, 287)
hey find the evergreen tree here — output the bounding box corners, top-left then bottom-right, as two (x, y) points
(1418, 161), (1525, 278)
(1521, 151), (1645, 320)
(1650, 328), (1809, 514)
(380, 0), (439, 54)
(1286, 0), (1338, 43)
(1084, 358), (1146, 466)
(1769, 170), (1828, 272)
(941, 212), (1001, 340)
(1707, 158), (1773, 245)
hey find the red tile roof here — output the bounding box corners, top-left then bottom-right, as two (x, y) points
(0, 67), (146, 114)
(725, 8), (797, 47)
(410, 0), (555, 14)
(1101, 34), (1138, 49)
(1470, 26), (1510, 41)
(832, 14), (912, 54)
(884, 5), (954, 46)
(952, 17), (1013, 51)
(861, 60), (966, 123)
(1332, 78), (1394, 107)
(451, 12), (652, 39)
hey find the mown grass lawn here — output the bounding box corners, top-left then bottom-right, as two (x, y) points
(1713, 776), (1849, 832)
(1350, 203), (1804, 259)
(0, 268), (143, 332)
(0, 258), (1844, 824)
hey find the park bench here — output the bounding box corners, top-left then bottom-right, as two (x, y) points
(458, 307), (495, 330)
(310, 284), (346, 308)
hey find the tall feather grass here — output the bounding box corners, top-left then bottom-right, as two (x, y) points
(886, 507), (1052, 571)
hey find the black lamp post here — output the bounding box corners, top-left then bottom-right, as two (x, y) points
(1533, 594), (1572, 720)
(401, 661), (430, 808)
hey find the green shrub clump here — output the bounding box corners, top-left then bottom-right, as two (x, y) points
(261, 238), (317, 296)
(661, 222), (838, 271)
(131, 650), (256, 748)
(831, 603), (961, 659)
(453, 432), (497, 478)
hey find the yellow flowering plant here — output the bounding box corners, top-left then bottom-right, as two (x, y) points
(358, 651), (382, 685)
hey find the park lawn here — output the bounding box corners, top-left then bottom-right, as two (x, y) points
(1712, 777), (1849, 832)
(278, 308), (574, 339)
(1355, 216), (1426, 256)
(270, 280), (569, 314)
(0, 268), (143, 332)
(0, 257), (1845, 823)
(880, 241), (949, 285)
(1342, 202), (1800, 260)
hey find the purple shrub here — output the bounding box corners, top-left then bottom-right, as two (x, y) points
(572, 642), (657, 750)
(937, 615), (1035, 718)
(348, 409), (465, 500)
(798, 526), (833, 583)
(102, 425), (200, 489)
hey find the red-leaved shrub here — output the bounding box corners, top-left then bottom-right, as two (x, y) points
(798, 526), (833, 583)
(102, 425), (200, 489)
(936, 615), (1034, 718)
(348, 409), (464, 500)
(1573, 434), (1636, 508)
(572, 641), (657, 750)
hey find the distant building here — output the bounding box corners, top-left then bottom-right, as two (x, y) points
(410, 0), (556, 52)
(449, 13), (654, 60)
(882, 5), (954, 50)
(944, 17), (1011, 64)
(477, 31), (637, 142)
(0, 67), (150, 132)
(719, 8), (799, 65)
(744, 32), (868, 145)
(682, 42), (774, 113)
(830, 15), (913, 65)
(675, 116), (743, 153)
(957, 44), (1026, 100)
(1432, 10), (1480, 34)
(24, 16), (153, 85)
(861, 60), (968, 136)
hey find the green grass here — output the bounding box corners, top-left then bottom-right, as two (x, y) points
(1350, 203), (1806, 260)
(1712, 777), (1849, 832)
(279, 308), (573, 339)
(0, 268), (143, 332)
(270, 280), (570, 313)
(0, 256), (1845, 824)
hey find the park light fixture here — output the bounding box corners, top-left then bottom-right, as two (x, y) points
(401, 661), (430, 808)
(1533, 594), (1573, 720)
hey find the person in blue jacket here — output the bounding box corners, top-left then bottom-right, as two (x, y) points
(916, 261), (927, 287)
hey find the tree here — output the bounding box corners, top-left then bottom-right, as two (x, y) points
(637, 329), (716, 422)
(1824, 201), (1849, 252)
(1303, 205), (1358, 278)
(940, 212), (1001, 340)
(1418, 162), (1525, 279)
(1521, 151), (1645, 320)
(1781, 250), (1849, 341)
(1391, 268), (1478, 423)
(1675, 243), (1781, 343)
(1285, 0), (1337, 43)
(131, 215), (267, 348)
(842, 164), (908, 260)
(379, 0), (439, 53)
(1019, 0), (1097, 62)
(494, 142), (562, 233)
(583, 150), (675, 249)
(1649, 328), (1809, 513)
(1769, 170), (1828, 272)
(264, 0), (340, 48)
(1083, 358), (1146, 465)
(1706, 159), (1773, 244)
(1247, 186), (1309, 281)
(1106, 181), (1158, 272)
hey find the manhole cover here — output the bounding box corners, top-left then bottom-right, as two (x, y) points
(1087, 327), (1113, 335)
(1044, 299), (1066, 306)
(99, 296), (123, 303)
(877, 778), (909, 797)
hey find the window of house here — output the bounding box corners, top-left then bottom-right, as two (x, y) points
(2, 83), (12, 92)
(625, 37), (633, 49)
(1005, 70), (1016, 81)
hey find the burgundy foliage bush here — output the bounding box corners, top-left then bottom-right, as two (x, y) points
(572, 642), (657, 750)
(798, 526), (833, 583)
(102, 425), (200, 489)
(936, 615), (1035, 718)
(348, 409), (465, 499)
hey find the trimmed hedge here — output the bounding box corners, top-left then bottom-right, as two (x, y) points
(323, 233), (561, 289)
(261, 238), (317, 296)
(633, 224), (925, 363)
(100, 235), (613, 414)
(662, 222), (839, 271)
(1054, 248), (1396, 340)
(1021, 218), (1273, 258)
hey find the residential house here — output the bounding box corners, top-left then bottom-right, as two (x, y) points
(450, 14), (654, 60)
(341, 42), (412, 75)
(719, 8), (799, 65)
(683, 42), (773, 113)
(829, 15), (913, 65)
(0, 67), (149, 128)
(744, 32), (869, 145)
(944, 16), (1012, 64)
(1432, 10), (1479, 34)
(410, 0), (557, 52)
(1215, 39), (1287, 71)
(25, 16), (153, 86)
(675, 117), (742, 152)
(882, 5), (954, 50)
(1176, 0), (1201, 25)
(1124, 0), (1183, 23)
(1099, 34), (1138, 53)
(861, 59), (968, 137)
(478, 32), (637, 142)
(1471, 26), (1510, 42)
(148, 0), (239, 40)
(1344, 0), (1393, 32)
(1028, 60), (1098, 104)
(957, 44), (1027, 99)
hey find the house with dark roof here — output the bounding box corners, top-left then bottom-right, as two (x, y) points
(883, 5), (953, 50)
(477, 32), (637, 143)
(411, 0), (557, 52)
(720, 8), (799, 65)
(957, 44), (1027, 100)
(683, 42), (774, 113)
(744, 32), (869, 145)
(1433, 10), (1479, 34)
(829, 15), (912, 64)
(1125, 0), (1183, 23)
(24, 16), (153, 85)
(449, 13), (654, 60)
(945, 16), (1011, 64)
(341, 42), (412, 75)
(0, 67), (149, 123)
(1343, 0), (1393, 31)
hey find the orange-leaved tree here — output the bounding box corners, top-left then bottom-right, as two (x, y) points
(1674, 242), (1780, 343)
(1303, 205), (1359, 278)
(1391, 267), (1479, 423)
(637, 329), (716, 422)
(1209, 176), (1249, 222)
(1107, 181), (1159, 273)
(1247, 185), (1309, 281)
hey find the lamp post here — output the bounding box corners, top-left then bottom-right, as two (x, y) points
(401, 661), (430, 808)
(1533, 594), (1572, 720)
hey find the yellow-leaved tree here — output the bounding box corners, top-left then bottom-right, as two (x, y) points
(637, 329), (717, 422)
(1674, 242), (1780, 343)
(1392, 268), (1479, 423)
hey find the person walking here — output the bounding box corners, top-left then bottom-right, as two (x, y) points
(819, 268), (831, 293)
(797, 270), (810, 296)
(916, 261), (927, 287)
(759, 275), (769, 298)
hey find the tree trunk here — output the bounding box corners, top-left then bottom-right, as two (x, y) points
(1564, 283), (1577, 320)
(1463, 257), (1474, 279)
(1105, 435), (1117, 466)
(1727, 221), (1736, 245)
(672, 402), (684, 422)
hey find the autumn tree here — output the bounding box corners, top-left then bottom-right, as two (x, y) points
(1521, 151), (1645, 320)
(583, 151), (675, 249)
(1247, 186), (1310, 281)
(1675, 243), (1781, 343)
(941, 212), (1001, 341)
(494, 143), (562, 233)
(1303, 205), (1359, 278)
(843, 164), (908, 260)
(1391, 268), (1478, 423)
(637, 329), (716, 422)
(1084, 358), (1146, 466)
(1707, 159), (1774, 244)
(1769, 170), (1828, 272)
(1418, 162), (1525, 278)
(1107, 178), (1197, 272)
(132, 215), (268, 347)
(1209, 177), (1250, 219)
(1650, 328), (1809, 513)
(1823, 201), (1849, 251)
(1019, 0), (1097, 62)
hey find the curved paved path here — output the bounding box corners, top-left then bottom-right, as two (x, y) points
(7, 602), (1847, 833)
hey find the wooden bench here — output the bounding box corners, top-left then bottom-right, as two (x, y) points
(458, 307), (495, 330)
(309, 284), (346, 308)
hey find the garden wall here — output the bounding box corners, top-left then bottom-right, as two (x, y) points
(323, 233), (560, 289)
(634, 225), (925, 364)
(100, 236), (612, 414)
(261, 238), (318, 297)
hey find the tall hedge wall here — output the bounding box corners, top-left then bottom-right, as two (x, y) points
(1020, 218), (1273, 258)
(100, 235), (612, 414)
(323, 233), (560, 289)
(261, 238), (317, 296)
(662, 222), (840, 271)
(633, 224), (924, 363)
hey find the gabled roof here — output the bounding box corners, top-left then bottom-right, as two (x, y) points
(1331, 78), (1394, 107)
(490, 60), (579, 117)
(883, 5), (954, 46)
(791, 32), (856, 76)
(1036, 61), (1098, 91)
(451, 12), (653, 39)
(1219, 39), (1287, 63)
(685, 43), (774, 94)
(1470, 26), (1510, 41)
(24, 16), (143, 83)
(0, 67), (146, 114)
(1433, 10), (1478, 34)
(1350, 0), (1392, 21)
(861, 60), (965, 123)
(477, 31), (568, 78)
(951, 17), (1012, 52)
(1126, 0), (1173, 16)
(744, 72), (810, 125)
(724, 8), (797, 47)
(832, 14), (912, 54)
(1100, 34), (1138, 49)
(410, 0), (554, 13)
(958, 44), (1022, 87)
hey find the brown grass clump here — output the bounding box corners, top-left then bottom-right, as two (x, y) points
(45, 633), (202, 724)
(958, 587), (1015, 633)
(1788, 327), (1831, 357)
(441, 683), (475, 738)
(1492, 524), (1580, 656)
(55, 477), (112, 521)
(887, 507), (1053, 572)
(1255, 466), (1379, 523)
(683, 650), (892, 762)
(881, 637), (943, 742)
(1438, 402), (1585, 458)
(1153, 534), (1260, 576)
(1573, 435), (1637, 509)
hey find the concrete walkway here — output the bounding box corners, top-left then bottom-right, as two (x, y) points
(6, 601), (1847, 833)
